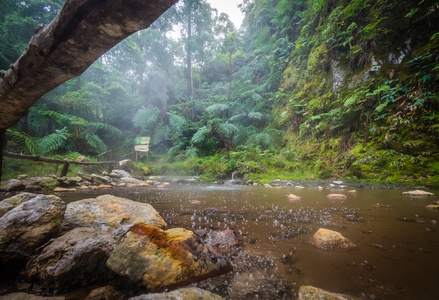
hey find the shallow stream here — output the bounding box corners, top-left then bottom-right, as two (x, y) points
(57, 183), (438, 300)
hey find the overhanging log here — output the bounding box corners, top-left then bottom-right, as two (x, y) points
(0, 0), (178, 130)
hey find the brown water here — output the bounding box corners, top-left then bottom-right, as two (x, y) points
(56, 184), (439, 300)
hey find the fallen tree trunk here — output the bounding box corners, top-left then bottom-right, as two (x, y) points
(4, 152), (118, 177)
(0, 0), (177, 130)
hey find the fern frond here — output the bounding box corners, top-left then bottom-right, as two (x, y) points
(85, 132), (107, 153)
(185, 146), (198, 159)
(132, 105), (161, 131)
(38, 127), (70, 154)
(88, 122), (123, 135)
(151, 122), (170, 146)
(6, 128), (41, 155)
(168, 112), (187, 133)
(206, 103), (229, 117)
(248, 111), (265, 120)
(191, 126), (209, 144)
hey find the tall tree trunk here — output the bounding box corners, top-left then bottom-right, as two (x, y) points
(227, 51), (232, 102)
(186, 3), (194, 99)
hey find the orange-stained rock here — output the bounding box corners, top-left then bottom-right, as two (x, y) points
(311, 228), (357, 251)
(107, 224), (230, 290)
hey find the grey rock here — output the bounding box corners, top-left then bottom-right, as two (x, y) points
(61, 194), (167, 236)
(0, 193), (36, 217)
(109, 169), (131, 178)
(0, 179), (25, 192)
(0, 194), (66, 261)
(128, 288), (222, 300)
(26, 227), (117, 293)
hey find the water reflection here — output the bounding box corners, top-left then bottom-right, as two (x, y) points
(60, 185), (438, 299)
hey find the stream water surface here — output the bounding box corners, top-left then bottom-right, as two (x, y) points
(58, 184), (439, 300)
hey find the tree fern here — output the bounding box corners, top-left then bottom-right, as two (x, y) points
(206, 103), (229, 117)
(151, 122), (170, 147)
(168, 112), (186, 134)
(185, 146), (198, 159)
(85, 132), (107, 153)
(6, 128), (41, 155)
(88, 122), (122, 135)
(132, 105), (161, 132)
(191, 126), (209, 144)
(38, 127), (70, 154)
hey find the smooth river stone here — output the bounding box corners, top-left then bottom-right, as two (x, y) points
(311, 228), (357, 251)
(402, 190), (435, 197)
(288, 194), (301, 201)
(326, 194), (347, 199)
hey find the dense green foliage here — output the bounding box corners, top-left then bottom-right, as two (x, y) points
(2, 0), (439, 186)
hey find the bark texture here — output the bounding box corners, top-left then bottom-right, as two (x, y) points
(0, 0), (178, 130)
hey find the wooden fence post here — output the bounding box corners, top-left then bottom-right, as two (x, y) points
(60, 163), (70, 177)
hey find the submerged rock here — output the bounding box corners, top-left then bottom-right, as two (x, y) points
(0, 194), (66, 262)
(288, 194), (301, 201)
(128, 288), (222, 300)
(85, 285), (124, 300)
(426, 204), (439, 210)
(0, 179), (25, 192)
(298, 285), (359, 300)
(202, 229), (239, 256)
(26, 227), (117, 293)
(107, 224), (229, 290)
(311, 228), (357, 251)
(326, 194), (347, 199)
(0, 292), (65, 300)
(61, 194), (167, 236)
(402, 190), (435, 197)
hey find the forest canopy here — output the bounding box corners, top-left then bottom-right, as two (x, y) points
(2, 0), (439, 186)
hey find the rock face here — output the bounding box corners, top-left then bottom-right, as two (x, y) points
(298, 285), (359, 300)
(0, 179), (26, 192)
(402, 190), (435, 197)
(128, 288), (222, 300)
(311, 228), (357, 251)
(61, 194), (167, 236)
(107, 224), (229, 290)
(26, 227), (117, 293)
(0, 292), (65, 300)
(0, 194), (66, 262)
(0, 193), (36, 217)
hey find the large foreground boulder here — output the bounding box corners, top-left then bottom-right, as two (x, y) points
(128, 288), (222, 300)
(298, 285), (359, 300)
(310, 228), (357, 251)
(61, 194), (167, 236)
(0, 194), (66, 264)
(107, 224), (230, 290)
(26, 227), (117, 293)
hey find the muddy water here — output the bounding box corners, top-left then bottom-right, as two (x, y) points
(60, 185), (438, 299)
